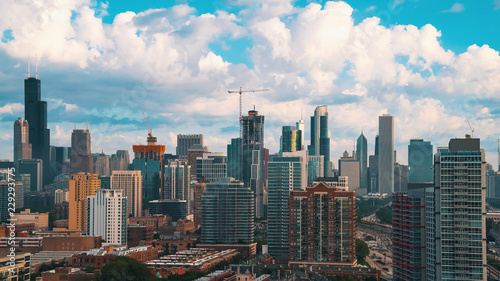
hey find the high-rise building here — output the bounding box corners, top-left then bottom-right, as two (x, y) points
(227, 138), (241, 180)
(111, 170), (142, 217)
(94, 153), (110, 176)
(194, 182), (206, 229)
(378, 114), (394, 195)
(267, 150), (308, 260)
(187, 144), (209, 179)
(68, 173), (100, 231)
(14, 117), (32, 171)
(50, 146), (70, 178)
(392, 189), (426, 281)
(132, 132), (165, 207)
(148, 199), (188, 222)
(195, 153), (227, 182)
(356, 132), (368, 189)
(368, 155), (378, 194)
(18, 159), (43, 192)
(25, 75), (50, 185)
(308, 105), (330, 177)
(110, 150), (130, 172)
(201, 178), (254, 244)
(54, 189), (69, 204)
(177, 134), (204, 159)
(87, 189), (127, 245)
(281, 126), (302, 153)
(289, 182), (356, 266)
(307, 155), (324, 186)
(394, 163), (409, 193)
(339, 151), (361, 194)
(296, 119), (305, 150)
(164, 159), (191, 212)
(426, 137), (486, 281)
(70, 129), (93, 174)
(242, 109), (265, 218)
(408, 139), (433, 183)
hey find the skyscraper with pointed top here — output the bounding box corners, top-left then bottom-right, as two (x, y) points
(356, 132), (368, 190)
(24, 59), (50, 185)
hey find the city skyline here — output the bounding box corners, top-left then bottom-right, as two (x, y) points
(1, 1), (500, 168)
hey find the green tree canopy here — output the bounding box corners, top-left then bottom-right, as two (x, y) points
(98, 257), (155, 281)
(356, 239), (370, 263)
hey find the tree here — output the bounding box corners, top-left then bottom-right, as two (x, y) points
(356, 239), (369, 263)
(98, 257), (155, 281)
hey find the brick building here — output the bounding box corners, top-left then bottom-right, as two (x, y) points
(43, 233), (102, 251)
(288, 182), (356, 266)
(71, 245), (158, 269)
(128, 214), (172, 232)
(127, 224), (154, 247)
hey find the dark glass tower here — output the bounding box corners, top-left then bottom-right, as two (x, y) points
(356, 132), (368, 189)
(24, 77), (50, 185)
(241, 109), (265, 218)
(308, 105), (330, 177)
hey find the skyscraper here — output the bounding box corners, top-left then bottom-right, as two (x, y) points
(201, 177), (254, 245)
(68, 173), (100, 231)
(94, 153), (110, 176)
(378, 114), (394, 195)
(18, 159), (43, 192)
(289, 182), (356, 266)
(308, 105), (330, 177)
(307, 155), (324, 186)
(242, 109), (265, 218)
(87, 189), (127, 245)
(111, 170), (142, 217)
(408, 139), (433, 183)
(281, 126), (302, 153)
(426, 137), (486, 281)
(70, 129), (93, 174)
(132, 131), (165, 206)
(356, 132), (367, 190)
(50, 146), (70, 178)
(195, 153), (227, 182)
(267, 150), (307, 260)
(176, 134), (204, 159)
(296, 119), (305, 150)
(393, 163), (409, 193)
(392, 189), (426, 281)
(164, 159), (191, 211)
(187, 144), (209, 179)
(110, 150), (130, 172)
(227, 138), (241, 180)
(339, 151), (361, 194)
(24, 75), (50, 184)
(14, 117), (32, 171)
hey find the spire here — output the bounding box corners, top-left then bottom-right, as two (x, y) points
(35, 54), (38, 79)
(27, 55), (30, 78)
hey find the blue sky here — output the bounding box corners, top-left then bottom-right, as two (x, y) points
(0, 0), (500, 168)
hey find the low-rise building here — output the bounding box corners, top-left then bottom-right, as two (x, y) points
(71, 245), (158, 269)
(151, 236), (197, 254)
(0, 253), (30, 281)
(14, 209), (49, 230)
(41, 267), (98, 281)
(147, 248), (239, 273)
(43, 233), (102, 251)
(196, 243), (257, 259)
(128, 214), (172, 232)
(0, 223), (35, 237)
(127, 224), (154, 247)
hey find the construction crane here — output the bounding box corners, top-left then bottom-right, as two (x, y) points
(466, 119), (474, 138)
(228, 87), (269, 180)
(143, 112), (152, 137)
(228, 87), (269, 122)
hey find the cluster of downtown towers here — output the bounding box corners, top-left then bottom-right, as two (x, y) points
(10, 74), (488, 280)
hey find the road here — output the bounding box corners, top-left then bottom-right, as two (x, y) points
(358, 223), (393, 280)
